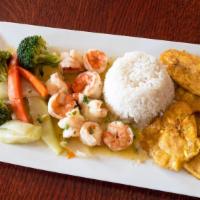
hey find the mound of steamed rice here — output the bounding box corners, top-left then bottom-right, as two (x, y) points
(103, 51), (175, 128)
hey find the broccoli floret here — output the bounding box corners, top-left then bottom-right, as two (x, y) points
(17, 35), (60, 69)
(0, 100), (12, 125)
(0, 51), (12, 82)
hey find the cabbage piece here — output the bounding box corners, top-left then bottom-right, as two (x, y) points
(28, 96), (62, 154)
(0, 120), (42, 143)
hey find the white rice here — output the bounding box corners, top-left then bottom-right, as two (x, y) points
(103, 51), (175, 128)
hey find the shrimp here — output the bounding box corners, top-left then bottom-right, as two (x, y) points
(72, 71), (102, 99)
(60, 50), (84, 73)
(46, 72), (70, 95)
(48, 92), (77, 119)
(80, 122), (103, 146)
(58, 108), (85, 138)
(103, 121), (134, 151)
(81, 98), (108, 121)
(83, 49), (108, 74)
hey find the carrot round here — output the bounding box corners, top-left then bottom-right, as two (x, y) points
(8, 65), (31, 122)
(18, 67), (48, 98)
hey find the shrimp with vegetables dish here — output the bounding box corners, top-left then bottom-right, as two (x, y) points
(3, 33), (200, 181)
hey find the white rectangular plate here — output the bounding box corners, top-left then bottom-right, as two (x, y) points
(0, 22), (200, 198)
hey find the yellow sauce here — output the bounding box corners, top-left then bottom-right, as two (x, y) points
(66, 138), (148, 161)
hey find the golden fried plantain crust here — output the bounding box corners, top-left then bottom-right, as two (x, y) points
(195, 114), (200, 137)
(141, 101), (200, 171)
(184, 114), (200, 179)
(175, 87), (200, 112)
(184, 154), (200, 180)
(140, 117), (161, 152)
(160, 49), (200, 96)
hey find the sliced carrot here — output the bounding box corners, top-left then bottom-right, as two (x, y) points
(10, 98), (31, 122)
(8, 65), (22, 100)
(18, 67), (48, 98)
(65, 147), (76, 159)
(8, 65), (31, 122)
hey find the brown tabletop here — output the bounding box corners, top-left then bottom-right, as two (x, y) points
(0, 0), (200, 199)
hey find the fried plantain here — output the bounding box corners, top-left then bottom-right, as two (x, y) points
(184, 114), (200, 179)
(175, 87), (200, 112)
(141, 101), (200, 171)
(140, 117), (161, 152)
(184, 113), (200, 179)
(184, 154), (200, 179)
(195, 114), (200, 137)
(160, 49), (200, 96)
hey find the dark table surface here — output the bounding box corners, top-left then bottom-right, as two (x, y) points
(0, 0), (200, 199)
